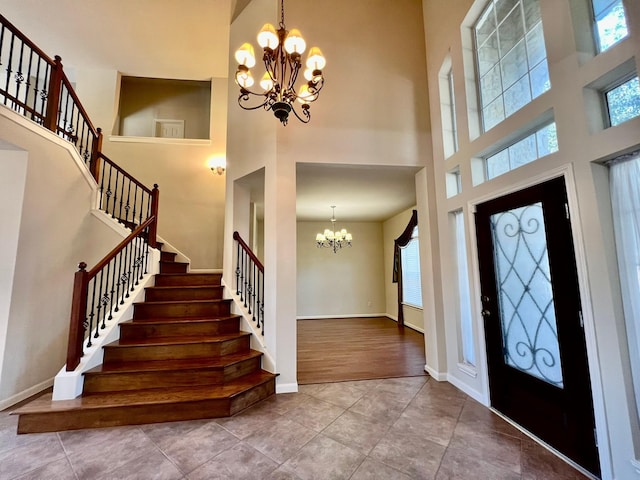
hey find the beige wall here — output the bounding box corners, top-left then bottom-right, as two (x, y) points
(0, 109), (124, 406)
(297, 221), (385, 318)
(422, 0), (640, 477)
(75, 71), (229, 269)
(117, 77), (211, 139)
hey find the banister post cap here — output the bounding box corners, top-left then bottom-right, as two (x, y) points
(78, 262), (87, 271)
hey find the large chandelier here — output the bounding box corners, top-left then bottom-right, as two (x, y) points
(234, 0), (326, 126)
(316, 206), (353, 253)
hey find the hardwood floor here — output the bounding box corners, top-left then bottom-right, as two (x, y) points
(297, 316), (427, 384)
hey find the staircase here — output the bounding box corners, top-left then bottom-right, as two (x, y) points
(14, 247), (276, 434)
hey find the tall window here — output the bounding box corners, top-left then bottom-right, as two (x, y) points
(605, 75), (640, 127)
(401, 226), (423, 308)
(610, 152), (640, 421)
(474, 0), (550, 131)
(439, 58), (459, 158)
(592, 0), (628, 52)
(454, 211), (475, 366)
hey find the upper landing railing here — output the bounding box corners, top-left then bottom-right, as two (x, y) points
(0, 14), (161, 370)
(0, 14), (102, 178)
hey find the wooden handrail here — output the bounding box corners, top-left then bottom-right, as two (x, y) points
(233, 231), (264, 271)
(59, 74), (99, 136)
(86, 216), (156, 279)
(100, 153), (154, 195)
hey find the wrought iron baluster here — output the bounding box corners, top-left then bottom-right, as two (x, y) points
(113, 170), (121, 219)
(132, 185), (139, 227)
(13, 39), (25, 110)
(25, 49), (33, 118)
(236, 242), (241, 295)
(4, 32), (15, 106)
(87, 276), (98, 345)
(124, 178), (132, 225)
(39, 62), (50, 120)
(109, 255), (117, 318)
(116, 248), (126, 307)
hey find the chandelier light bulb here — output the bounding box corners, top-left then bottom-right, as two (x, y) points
(257, 23), (278, 49)
(260, 72), (274, 92)
(234, 43), (256, 68)
(297, 84), (317, 104)
(306, 47), (326, 70)
(236, 69), (254, 88)
(284, 28), (306, 55)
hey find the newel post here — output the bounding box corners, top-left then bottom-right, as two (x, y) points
(89, 127), (103, 182)
(44, 55), (63, 134)
(66, 262), (88, 371)
(148, 184), (159, 249)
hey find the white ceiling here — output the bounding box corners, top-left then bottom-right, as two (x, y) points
(1, 0), (421, 223)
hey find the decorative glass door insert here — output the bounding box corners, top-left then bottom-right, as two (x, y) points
(490, 202), (563, 387)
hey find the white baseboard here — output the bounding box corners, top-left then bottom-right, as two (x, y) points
(403, 322), (424, 334)
(424, 364), (447, 381)
(447, 373), (486, 404)
(276, 381), (298, 394)
(189, 268), (223, 273)
(0, 377), (53, 410)
(297, 313), (390, 320)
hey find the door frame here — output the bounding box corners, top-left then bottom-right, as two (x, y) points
(465, 165), (610, 474)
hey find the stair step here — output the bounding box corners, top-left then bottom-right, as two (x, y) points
(154, 273), (222, 287)
(102, 333), (251, 363)
(14, 371), (277, 433)
(83, 351), (264, 393)
(119, 316), (240, 341)
(144, 285), (224, 302)
(133, 299), (231, 319)
(160, 251), (177, 262)
(159, 261), (188, 274)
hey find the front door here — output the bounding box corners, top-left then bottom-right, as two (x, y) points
(475, 177), (599, 476)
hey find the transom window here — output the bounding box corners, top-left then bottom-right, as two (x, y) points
(605, 75), (640, 127)
(485, 121), (558, 180)
(474, 0), (550, 131)
(592, 0), (628, 52)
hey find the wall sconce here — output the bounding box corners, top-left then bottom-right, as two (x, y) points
(207, 156), (226, 175)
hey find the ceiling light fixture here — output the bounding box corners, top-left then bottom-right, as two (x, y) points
(234, 0), (326, 126)
(316, 206), (352, 253)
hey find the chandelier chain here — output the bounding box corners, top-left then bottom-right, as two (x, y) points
(280, 0), (285, 29)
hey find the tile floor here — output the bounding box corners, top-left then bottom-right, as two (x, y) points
(0, 376), (592, 479)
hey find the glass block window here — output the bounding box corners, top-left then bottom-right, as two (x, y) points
(606, 76), (640, 127)
(474, 0), (550, 131)
(592, 0), (628, 52)
(486, 122), (558, 180)
(401, 226), (423, 308)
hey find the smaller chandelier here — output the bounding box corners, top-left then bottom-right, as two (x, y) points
(234, 0), (326, 125)
(316, 206), (353, 253)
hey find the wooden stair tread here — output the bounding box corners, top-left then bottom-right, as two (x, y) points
(109, 332), (250, 347)
(13, 371), (276, 413)
(146, 285), (223, 291)
(122, 315), (240, 326)
(134, 298), (231, 306)
(86, 350), (263, 374)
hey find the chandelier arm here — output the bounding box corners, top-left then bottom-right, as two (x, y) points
(290, 103), (311, 123)
(237, 90), (270, 111)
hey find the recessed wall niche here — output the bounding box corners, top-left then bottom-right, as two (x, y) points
(114, 76), (211, 139)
